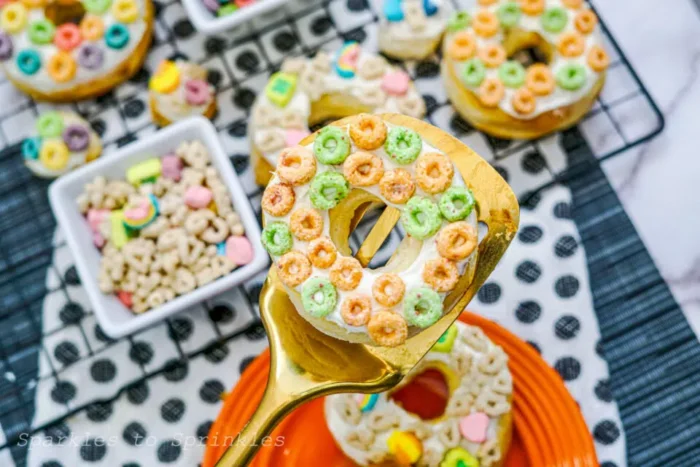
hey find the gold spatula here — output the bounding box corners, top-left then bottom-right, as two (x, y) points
(215, 114), (519, 466)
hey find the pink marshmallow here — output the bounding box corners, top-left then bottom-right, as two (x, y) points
(285, 129), (310, 147)
(87, 209), (110, 233)
(184, 185), (213, 209)
(93, 232), (105, 248)
(226, 236), (253, 266)
(381, 70), (410, 96)
(459, 412), (489, 443)
(161, 154), (183, 181)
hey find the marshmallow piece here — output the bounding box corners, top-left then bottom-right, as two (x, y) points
(184, 185), (213, 209)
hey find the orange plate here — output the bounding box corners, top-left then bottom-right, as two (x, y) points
(203, 313), (598, 467)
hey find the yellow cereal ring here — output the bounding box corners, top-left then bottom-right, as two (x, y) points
(112, 0), (139, 23)
(149, 60), (180, 94)
(39, 140), (70, 171)
(47, 52), (77, 83)
(1, 3), (28, 34)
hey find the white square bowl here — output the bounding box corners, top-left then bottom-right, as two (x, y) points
(49, 117), (268, 338)
(182, 0), (288, 35)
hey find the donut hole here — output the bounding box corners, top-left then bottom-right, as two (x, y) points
(45, 2), (86, 26)
(389, 367), (451, 420)
(503, 30), (554, 67)
(346, 203), (407, 270)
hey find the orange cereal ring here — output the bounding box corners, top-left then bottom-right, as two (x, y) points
(341, 296), (372, 326)
(414, 152), (454, 194)
(423, 257), (460, 292)
(478, 78), (505, 108)
(80, 15), (105, 41)
(277, 146), (317, 186)
(277, 251), (312, 288)
(519, 0), (544, 16)
(562, 0), (583, 8)
(47, 52), (77, 83)
(448, 32), (476, 61)
(587, 45), (609, 72)
(290, 208), (323, 241)
(329, 257), (363, 291)
(349, 114), (387, 150)
(558, 32), (585, 58)
(525, 64), (555, 96)
(379, 169), (415, 204)
(436, 221), (478, 261)
(368, 310), (408, 347)
(307, 237), (337, 269)
(344, 151), (384, 187)
(478, 44), (506, 68)
(512, 87), (537, 115)
(478, 0), (497, 4)
(261, 183), (295, 217)
(574, 9), (598, 34)
(473, 10), (499, 38)
(372, 274), (405, 307)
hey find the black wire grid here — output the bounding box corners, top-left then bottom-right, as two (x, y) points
(0, 0), (663, 462)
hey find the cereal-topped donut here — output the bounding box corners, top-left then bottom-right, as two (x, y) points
(250, 42), (427, 186)
(325, 321), (513, 466)
(260, 114), (478, 347)
(0, 0), (153, 102)
(441, 1), (608, 139)
(377, 0), (452, 60)
(22, 110), (101, 177)
(149, 59), (217, 127)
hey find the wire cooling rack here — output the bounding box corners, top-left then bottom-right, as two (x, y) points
(0, 0), (663, 461)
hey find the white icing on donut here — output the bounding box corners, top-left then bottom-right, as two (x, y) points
(149, 60), (215, 123)
(376, 0), (451, 58)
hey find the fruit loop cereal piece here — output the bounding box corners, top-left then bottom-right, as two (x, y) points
(541, 7), (568, 33)
(478, 77), (505, 108)
(54, 23), (81, 51)
(261, 221), (293, 256)
(39, 140), (70, 171)
(587, 45), (610, 73)
(556, 63), (587, 91)
(301, 277), (337, 318)
(372, 274), (405, 307)
(313, 126), (351, 165)
(448, 31), (477, 61)
(349, 114), (387, 150)
(575, 9), (598, 34)
(184, 185), (213, 209)
(403, 287), (442, 327)
(63, 125), (90, 152)
(498, 61), (526, 88)
(472, 10), (498, 38)
(401, 196), (442, 240)
(276, 146), (317, 186)
(277, 250), (312, 287)
(290, 208), (323, 241)
(478, 44), (506, 69)
(447, 11), (471, 32)
(380, 169), (416, 205)
(525, 63), (555, 96)
(437, 221), (478, 261)
(497, 2), (521, 27)
(307, 237), (337, 269)
(557, 31), (585, 58)
(414, 152), (454, 194)
(520, 0), (544, 16)
(225, 236), (253, 266)
(340, 295), (372, 326)
(384, 126), (422, 164)
(80, 15), (104, 40)
(329, 257), (363, 291)
(423, 257), (459, 292)
(511, 87), (536, 115)
(37, 111), (63, 138)
(309, 172), (349, 210)
(1, 3), (27, 34)
(439, 187), (475, 221)
(343, 151), (384, 187)
(462, 58), (486, 88)
(149, 60), (217, 126)
(367, 310), (408, 346)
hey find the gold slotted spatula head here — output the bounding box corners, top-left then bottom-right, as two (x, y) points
(215, 114), (519, 466)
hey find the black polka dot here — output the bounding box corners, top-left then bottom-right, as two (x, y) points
(129, 67), (150, 84)
(554, 315), (580, 339)
(515, 260), (541, 283)
(600, 462), (618, 467)
(117, 134), (137, 148)
(200, 380), (225, 404)
(54, 341), (80, 366)
(245, 323), (266, 341)
(161, 398), (186, 423)
(129, 341), (154, 365)
(554, 235), (578, 258)
(346, 0), (366, 11)
(233, 88), (256, 109)
(555, 275), (580, 298)
(207, 69), (222, 88)
(493, 165), (508, 182)
(230, 154), (249, 174)
(80, 438), (107, 462)
(204, 342), (229, 363)
(273, 31), (297, 52)
(173, 19), (195, 38)
(595, 379), (613, 402)
(205, 37), (226, 54)
(343, 27), (366, 44)
(520, 191), (542, 210)
(240, 356), (255, 374)
(595, 340), (605, 358)
(553, 201), (572, 219)
(554, 357), (581, 381)
(477, 282), (501, 304)
(235, 50), (259, 72)
(163, 359), (189, 382)
(311, 16), (332, 36)
(518, 225), (543, 244)
(90, 119), (106, 137)
(90, 359), (116, 383)
(126, 381), (149, 405)
(166, 52), (189, 62)
(96, 90), (115, 106)
(157, 439), (182, 463)
(124, 99), (146, 119)
(94, 324), (114, 344)
(63, 266), (80, 285)
(449, 114), (472, 134)
(527, 341), (541, 354)
(487, 135), (511, 150)
(228, 120), (247, 138)
(51, 381), (76, 404)
(123, 422), (147, 446)
(168, 318), (193, 342)
(415, 61), (439, 78)
(44, 423), (70, 444)
(521, 151), (546, 174)
(593, 420), (620, 445)
(515, 301), (541, 324)
(208, 304), (234, 323)
(60, 302), (85, 325)
(41, 461), (63, 467)
(197, 420), (213, 441)
(86, 401), (113, 422)
(123, 463), (141, 467)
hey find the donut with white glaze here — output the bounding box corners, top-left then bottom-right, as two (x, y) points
(377, 0), (451, 60)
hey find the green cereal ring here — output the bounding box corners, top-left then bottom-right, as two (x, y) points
(309, 171), (349, 210)
(301, 277), (337, 318)
(36, 112), (64, 139)
(404, 287), (442, 328)
(401, 196), (442, 240)
(439, 186), (475, 221)
(462, 58), (486, 87)
(542, 7), (568, 33)
(83, 0), (112, 14)
(497, 2), (521, 28)
(384, 126), (422, 164)
(28, 20), (55, 45)
(447, 11), (471, 32)
(313, 126), (351, 165)
(556, 63), (587, 91)
(261, 221), (293, 256)
(498, 61), (526, 88)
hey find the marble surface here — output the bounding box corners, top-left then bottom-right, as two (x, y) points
(592, 0), (700, 336)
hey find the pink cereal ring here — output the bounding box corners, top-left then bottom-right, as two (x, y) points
(184, 79), (212, 106)
(226, 236), (254, 265)
(54, 23), (82, 52)
(161, 153), (183, 181)
(184, 185), (213, 209)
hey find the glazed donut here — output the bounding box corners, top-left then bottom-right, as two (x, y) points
(325, 321), (513, 466)
(250, 42), (427, 186)
(149, 59), (217, 127)
(377, 0), (451, 60)
(260, 114), (478, 347)
(441, 1), (609, 139)
(22, 110), (101, 177)
(0, 0), (153, 102)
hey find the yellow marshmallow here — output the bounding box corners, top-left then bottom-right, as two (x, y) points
(149, 60), (180, 94)
(387, 431), (422, 465)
